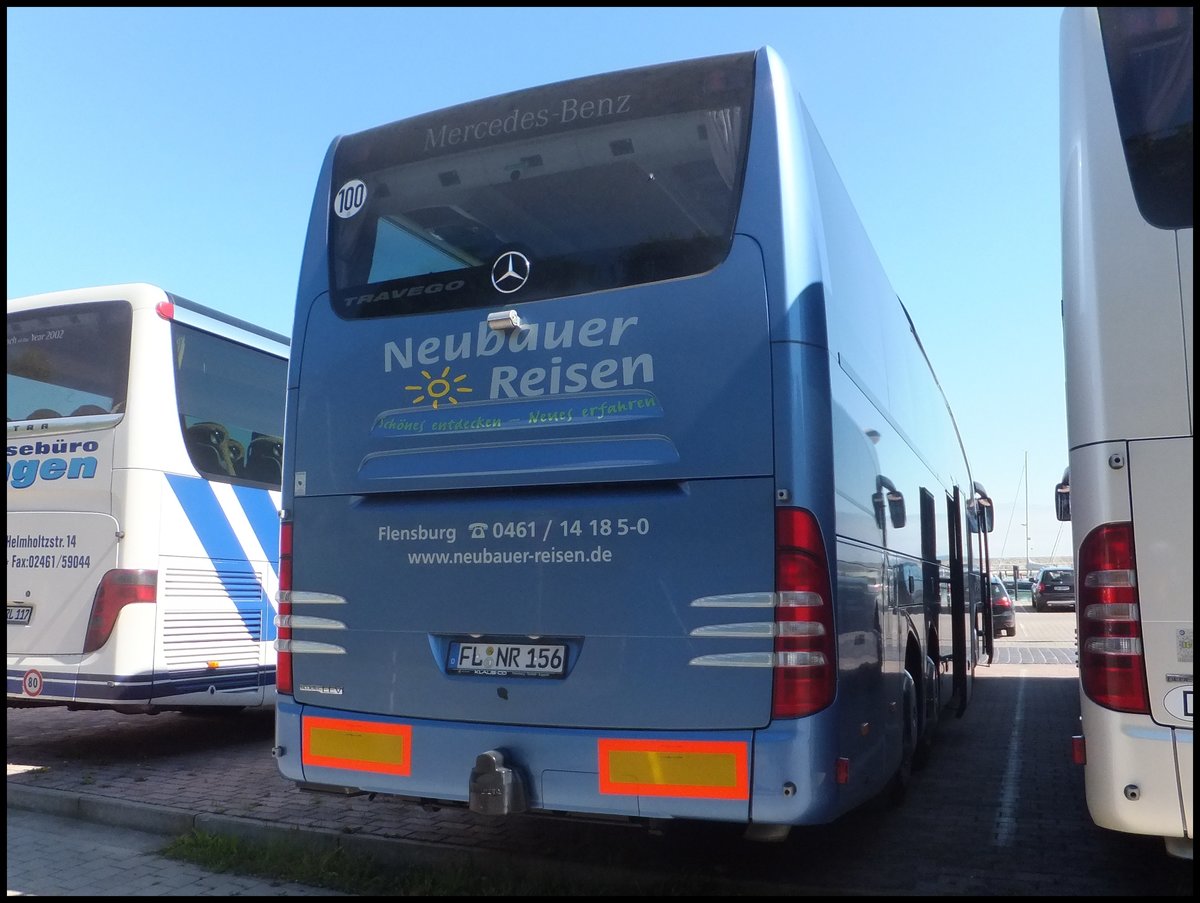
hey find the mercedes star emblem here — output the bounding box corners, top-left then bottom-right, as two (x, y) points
(491, 251), (531, 294)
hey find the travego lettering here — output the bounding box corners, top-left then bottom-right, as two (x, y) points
(345, 280), (465, 307)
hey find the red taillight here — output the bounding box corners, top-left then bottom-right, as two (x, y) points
(84, 569), (157, 654)
(279, 521), (293, 595)
(773, 508), (836, 718)
(276, 521), (293, 696)
(1077, 522), (1149, 714)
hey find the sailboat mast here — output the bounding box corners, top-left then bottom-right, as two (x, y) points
(1024, 450), (1030, 573)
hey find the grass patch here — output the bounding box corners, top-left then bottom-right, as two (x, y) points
(162, 829), (724, 896)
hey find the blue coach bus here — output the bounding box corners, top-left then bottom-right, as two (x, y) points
(275, 46), (993, 839)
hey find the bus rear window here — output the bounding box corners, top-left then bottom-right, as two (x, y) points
(328, 52), (755, 318)
(7, 300), (132, 420)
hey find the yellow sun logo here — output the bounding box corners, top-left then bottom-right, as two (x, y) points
(406, 367), (472, 409)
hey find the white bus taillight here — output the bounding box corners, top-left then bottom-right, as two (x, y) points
(83, 569), (157, 654)
(275, 521), (294, 697)
(1077, 522), (1149, 714)
(773, 508), (836, 718)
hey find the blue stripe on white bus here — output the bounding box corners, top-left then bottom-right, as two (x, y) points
(232, 483), (281, 575)
(164, 473), (279, 641)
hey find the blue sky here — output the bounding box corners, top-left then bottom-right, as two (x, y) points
(6, 6), (1068, 563)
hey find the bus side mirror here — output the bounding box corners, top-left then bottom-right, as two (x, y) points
(1055, 466), (1070, 522)
(873, 476), (906, 530)
(1055, 482), (1071, 522)
(969, 481), (994, 533)
(967, 498), (994, 534)
(978, 501), (994, 533)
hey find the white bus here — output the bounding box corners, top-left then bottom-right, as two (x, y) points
(1058, 7), (1193, 860)
(7, 283), (289, 713)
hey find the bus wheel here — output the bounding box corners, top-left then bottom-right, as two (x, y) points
(870, 673), (917, 811)
(914, 656), (939, 770)
(888, 674), (918, 806)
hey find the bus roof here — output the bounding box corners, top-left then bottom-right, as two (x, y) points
(8, 282), (290, 351)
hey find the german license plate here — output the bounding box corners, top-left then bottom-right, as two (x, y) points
(7, 605), (33, 625)
(448, 641), (566, 677)
(1054, 585), (1069, 591)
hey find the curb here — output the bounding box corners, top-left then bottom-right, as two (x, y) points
(6, 782), (483, 870)
(7, 783), (196, 837)
(7, 782), (796, 895)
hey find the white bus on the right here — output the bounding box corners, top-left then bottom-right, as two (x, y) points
(1058, 6), (1192, 861)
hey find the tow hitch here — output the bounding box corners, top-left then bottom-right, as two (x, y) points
(468, 749), (527, 815)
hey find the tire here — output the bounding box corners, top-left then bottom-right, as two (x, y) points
(865, 673), (918, 813)
(914, 656), (939, 770)
(887, 674), (918, 806)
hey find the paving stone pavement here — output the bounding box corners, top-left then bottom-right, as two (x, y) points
(6, 611), (1193, 896)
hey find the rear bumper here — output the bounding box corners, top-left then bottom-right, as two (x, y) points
(275, 698), (852, 826)
(7, 655), (270, 709)
(1080, 697), (1192, 844)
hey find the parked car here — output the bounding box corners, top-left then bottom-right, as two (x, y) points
(1031, 566), (1076, 612)
(989, 577), (1017, 637)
